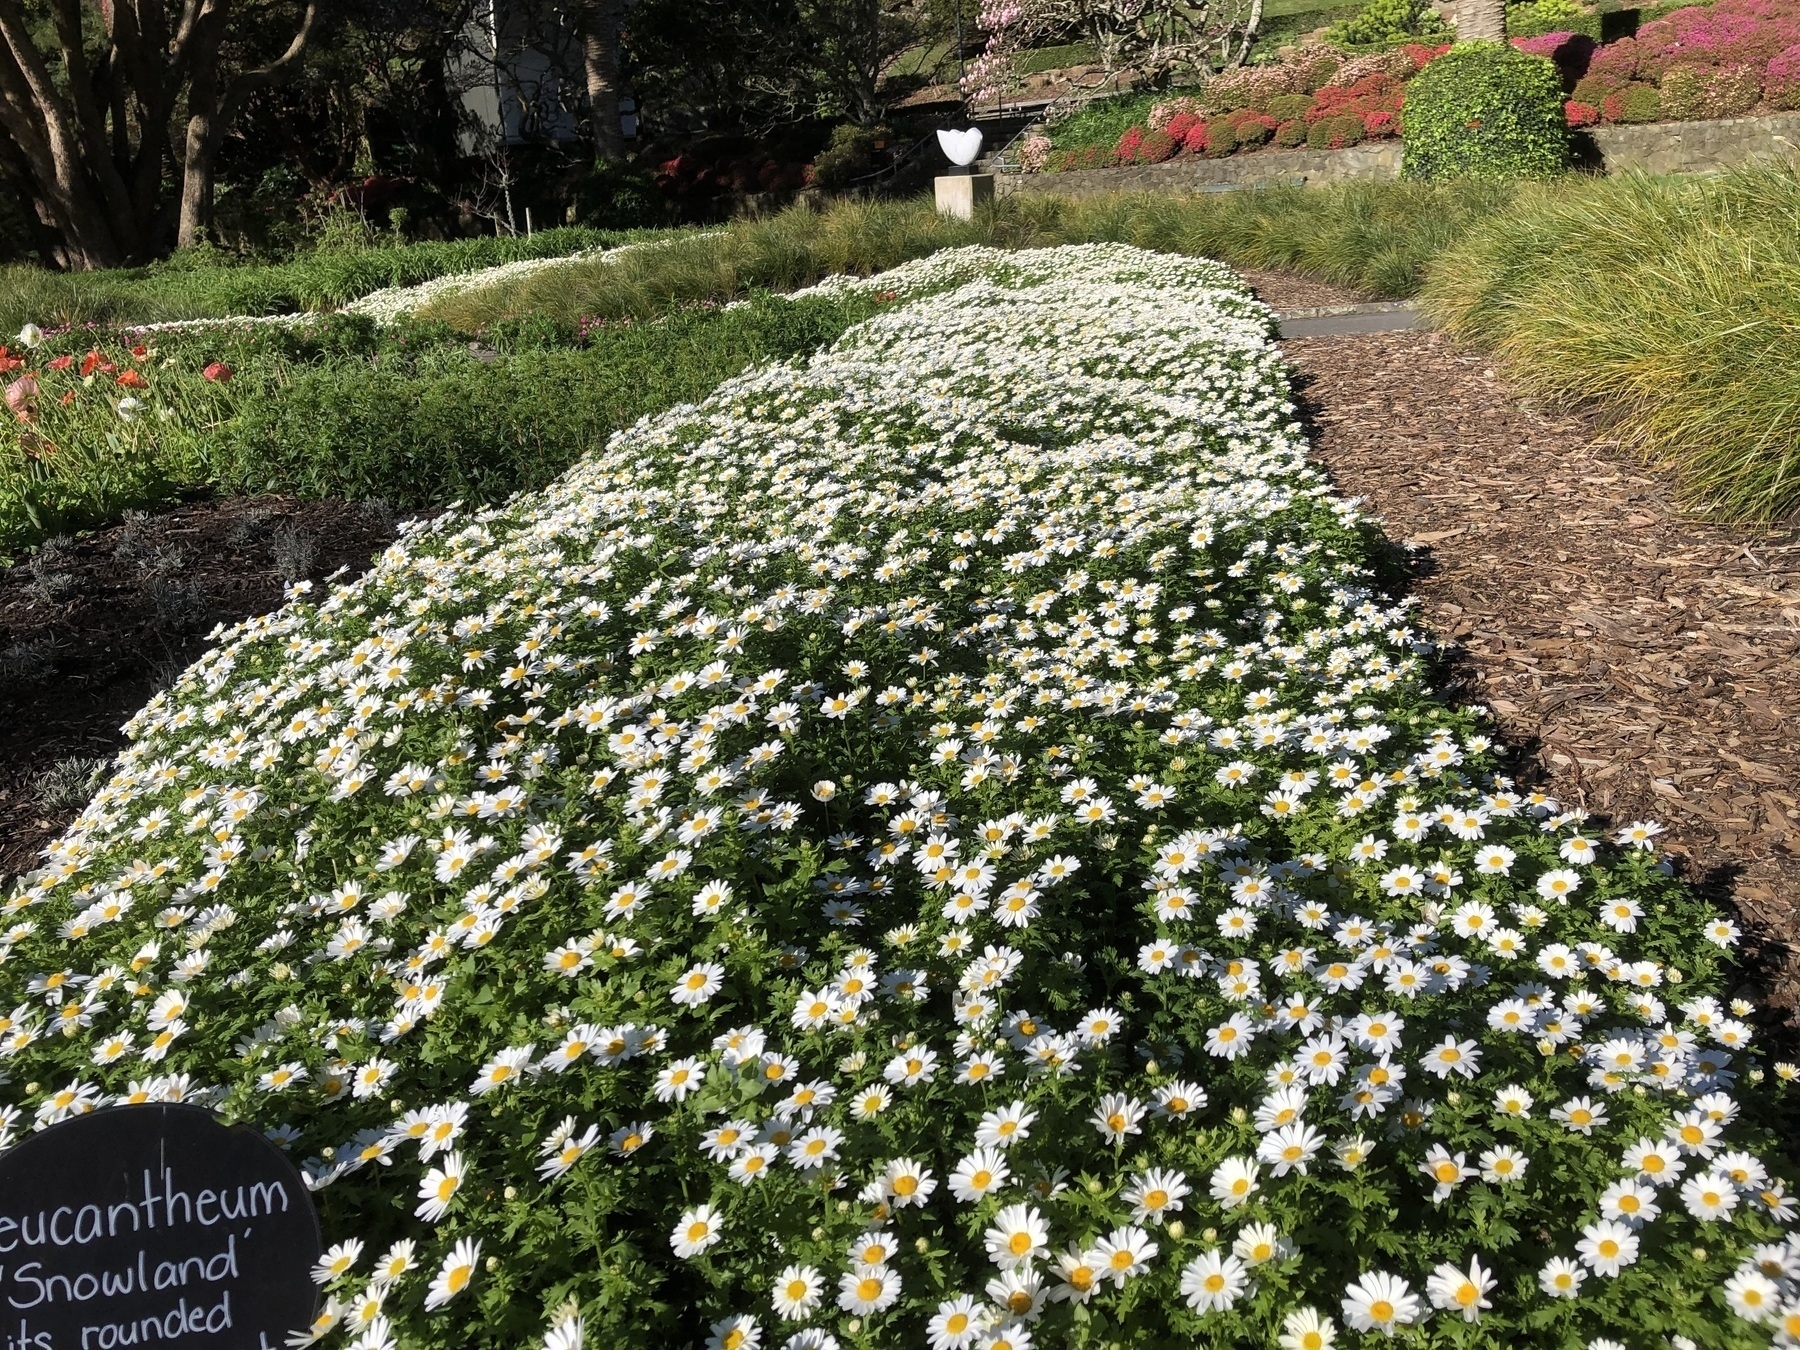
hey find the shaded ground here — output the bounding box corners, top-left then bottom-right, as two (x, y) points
(0, 496), (397, 881)
(1282, 327), (1800, 1023)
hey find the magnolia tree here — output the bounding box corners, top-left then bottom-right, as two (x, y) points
(962, 0), (1262, 105)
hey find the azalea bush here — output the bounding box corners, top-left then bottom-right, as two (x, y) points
(3, 244), (1797, 1350)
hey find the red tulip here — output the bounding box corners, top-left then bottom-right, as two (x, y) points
(203, 362), (233, 383)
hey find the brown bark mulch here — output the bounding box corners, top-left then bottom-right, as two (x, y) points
(0, 496), (396, 882)
(1238, 266), (1374, 314)
(1281, 328), (1800, 1023)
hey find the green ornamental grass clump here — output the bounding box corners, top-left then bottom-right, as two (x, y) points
(1401, 41), (1571, 181)
(3, 245), (1796, 1350)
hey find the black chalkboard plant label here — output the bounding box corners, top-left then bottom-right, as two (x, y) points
(0, 1105), (320, 1350)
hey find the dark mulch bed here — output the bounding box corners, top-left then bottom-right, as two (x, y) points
(0, 495), (397, 881)
(1283, 328), (1800, 1025)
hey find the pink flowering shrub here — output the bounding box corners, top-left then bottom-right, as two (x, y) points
(1633, 0), (1800, 81)
(1768, 41), (1800, 104)
(1511, 31), (1599, 89)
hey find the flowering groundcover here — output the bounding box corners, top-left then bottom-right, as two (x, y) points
(2, 245), (1796, 1350)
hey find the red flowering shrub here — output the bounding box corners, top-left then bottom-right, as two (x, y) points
(1114, 126), (1146, 163)
(1164, 112), (1201, 144)
(1403, 42), (1453, 70)
(1181, 121), (1210, 154)
(1136, 129), (1179, 163)
(1231, 111), (1279, 146)
(1565, 98), (1602, 125)
(1307, 112), (1367, 149)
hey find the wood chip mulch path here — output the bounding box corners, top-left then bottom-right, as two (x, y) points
(1278, 324), (1800, 1026)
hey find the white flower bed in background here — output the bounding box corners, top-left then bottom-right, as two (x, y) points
(344, 231), (729, 324)
(4, 245), (1795, 1350)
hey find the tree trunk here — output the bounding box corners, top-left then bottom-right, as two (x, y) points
(575, 0), (626, 160)
(176, 0), (318, 251)
(176, 7), (225, 249)
(1457, 0), (1506, 39)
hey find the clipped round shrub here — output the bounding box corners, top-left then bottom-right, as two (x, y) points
(1565, 97), (1602, 124)
(1114, 125), (1147, 164)
(1164, 111), (1201, 144)
(1286, 42), (1347, 91)
(1572, 70), (1623, 104)
(1265, 92), (1314, 121)
(1137, 129), (1179, 163)
(1702, 63), (1762, 116)
(1306, 112), (1366, 149)
(1232, 111), (1279, 147)
(1274, 117), (1309, 146)
(1181, 120), (1211, 154)
(1328, 0), (1448, 46)
(1657, 63), (1713, 119)
(1203, 117), (1240, 156)
(1602, 80), (1663, 122)
(1322, 48), (1417, 88)
(1769, 41), (1800, 107)
(1402, 40), (1571, 181)
(1202, 64), (1299, 112)
(1588, 34), (1641, 82)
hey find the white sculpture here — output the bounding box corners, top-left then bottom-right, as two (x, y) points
(936, 127), (984, 168)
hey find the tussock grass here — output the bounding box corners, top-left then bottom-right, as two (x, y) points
(1420, 164), (1800, 526)
(422, 181), (1511, 330)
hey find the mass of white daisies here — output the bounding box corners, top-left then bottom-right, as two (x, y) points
(3, 244), (1795, 1350)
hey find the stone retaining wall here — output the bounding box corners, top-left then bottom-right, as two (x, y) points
(996, 141), (1402, 198)
(996, 111), (1800, 197)
(1583, 111), (1800, 174)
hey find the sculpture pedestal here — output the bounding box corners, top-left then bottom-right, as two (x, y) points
(935, 173), (994, 219)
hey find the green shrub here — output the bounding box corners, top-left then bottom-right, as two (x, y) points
(201, 292), (884, 507)
(1265, 92), (1314, 121)
(1327, 0), (1448, 45)
(570, 160), (666, 229)
(1275, 117), (1310, 146)
(1204, 118), (1240, 156)
(1603, 81), (1663, 123)
(1505, 0), (1603, 39)
(1402, 41), (1570, 181)
(811, 124), (892, 188)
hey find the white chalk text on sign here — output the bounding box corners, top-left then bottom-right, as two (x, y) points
(0, 1105), (320, 1350)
